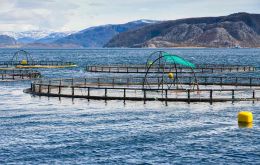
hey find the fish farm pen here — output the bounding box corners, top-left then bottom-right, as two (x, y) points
(0, 50), (77, 69)
(25, 50), (260, 104)
(86, 64), (256, 74)
(0, 61), (76, 68)
(25, 76), (260, 103)
(0, 69), (41, 81)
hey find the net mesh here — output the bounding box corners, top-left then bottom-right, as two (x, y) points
(163, 52), (195, 68)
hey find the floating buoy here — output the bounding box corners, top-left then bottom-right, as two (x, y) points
(238, 111), (253, 123)
(20, 60), (28, 65)
(238, 122), (253, 128)
(168, 72), (174, 79)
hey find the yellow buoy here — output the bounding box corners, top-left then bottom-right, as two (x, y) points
(238, 111), (253, 123)
(20, 60), (28, 65)
(168, 72), (174, 79)
(238, 122), (253, 128)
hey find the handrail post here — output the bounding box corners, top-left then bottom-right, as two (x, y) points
(252, 90), (255, 104)
(165, 89), (168, 106)
(143, 89), (146, 104)
(232, 90), (235, 102)
(187, 89), (190, 104)
(210, 90), (213, 104)
(124, 89), (126, 101)
(105, 88), (107, 99)
(112, 78), (115, 87)
(39, 84), (42, 93)
(48, 85), (50, 94)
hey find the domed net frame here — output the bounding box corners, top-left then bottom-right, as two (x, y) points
(142, 51), (199, 91)
(11, 50), (34, 65)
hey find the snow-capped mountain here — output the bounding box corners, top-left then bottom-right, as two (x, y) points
(35, 32), (75, 43)
(78, 19), (159, 34)
(0, 30), (74, 44)
(54, 20), (159, 47)
(0, 19), (158, 47)
(0, 30), (53, 40)
(131, 19), (160, 24)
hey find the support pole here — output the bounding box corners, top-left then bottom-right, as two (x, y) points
(143, 89), (146, 104)
(210, 90), (213, 104)
(187, 89), (190, 104)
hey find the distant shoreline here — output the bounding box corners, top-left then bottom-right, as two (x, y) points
(0, 45), (258, 50)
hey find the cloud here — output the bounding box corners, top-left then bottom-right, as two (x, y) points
(0, 0), (79, 31)
(0, 0), (259, 32)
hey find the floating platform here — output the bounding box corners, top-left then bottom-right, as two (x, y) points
(24, 51), (260, 103)
(86, 64), (256, 74)
(0, 49), (76, 69)
(0, 61), (77, 69)
(25, 76), (260, 103)
(0, 69), (41, 81)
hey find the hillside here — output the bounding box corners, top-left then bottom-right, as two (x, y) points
(54, 20), (158, 47)
(0, 35), (17, 47)
(35, 32), (74, 43)
(105, 13), (260, 48)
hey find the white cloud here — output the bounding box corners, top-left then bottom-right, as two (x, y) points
(0, 0), (259, 32)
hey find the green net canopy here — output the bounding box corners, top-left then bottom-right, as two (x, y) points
(162, 52), (195, 68)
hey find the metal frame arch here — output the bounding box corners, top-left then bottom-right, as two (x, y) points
(142, 51), (199, 91)
(11, 50), (34, 64)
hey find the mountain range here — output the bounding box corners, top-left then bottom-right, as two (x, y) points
(53, 20), (158, 47)
(0, 20), (157, 48)
(0, 35), (17, 47)
(106, 13), (260, 48)
(0, 13), (260, 48)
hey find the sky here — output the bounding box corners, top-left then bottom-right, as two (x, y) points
(0, 0), (259, 32)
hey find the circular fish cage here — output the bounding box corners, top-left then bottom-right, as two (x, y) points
(24, 51), (260, 104)
(0, 69), (41, 81)
(86, 64), (256, 74)
(0, 50), (77, 69)
(25, 76), (260, 103)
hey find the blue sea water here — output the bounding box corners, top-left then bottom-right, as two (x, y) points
(0, 48), (259, 164)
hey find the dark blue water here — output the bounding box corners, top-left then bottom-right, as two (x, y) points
(0, 48), (259, 164)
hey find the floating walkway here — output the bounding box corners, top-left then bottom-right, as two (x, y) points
(24, 51), (260, 104)
(25, 76), (260, 103)
(86, 64), (256, 74)
(0, 69), (41, 81)
(0, 61), (77, 69)
(0, 50), (77, 69)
